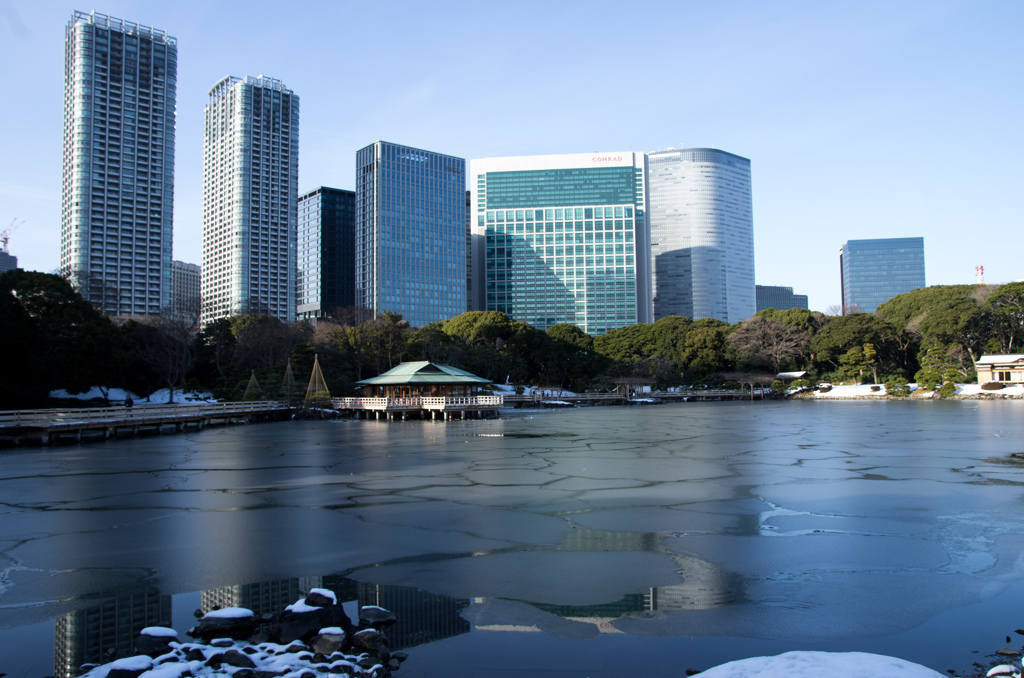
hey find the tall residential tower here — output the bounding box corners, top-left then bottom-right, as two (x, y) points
(201, 76), (299, 324)
(355, 141), (466, 327)
(647, 148), (754, 324)
(60, 11), (177, 316)
(470, 152), (652, 335)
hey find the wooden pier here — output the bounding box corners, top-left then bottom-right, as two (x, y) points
(332, 395), (504, 421)
(0, 401), (292, 446)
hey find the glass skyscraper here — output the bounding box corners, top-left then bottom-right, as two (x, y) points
(201, 75), (299, 325)
(647, 148), (755, 324)
(470, 152), (652, 335)
(840, 237), (925, 314)
(756, 285), (808, 312)
(355, 141), (467, 327)
(297, 186), (356, 323)
(60, 11), (176, 316)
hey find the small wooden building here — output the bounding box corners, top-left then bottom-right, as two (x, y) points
(335, 362), (501, 420)
(356, 361), (492, 397)
(976, 355), (1024, 385)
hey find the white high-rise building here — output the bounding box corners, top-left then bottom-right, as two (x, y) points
(647, 148), (754, 324)
(201, 76), (299, 325)
(60, 11), (177, 316)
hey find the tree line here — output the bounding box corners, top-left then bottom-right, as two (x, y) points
(2, 268), (1022, 409)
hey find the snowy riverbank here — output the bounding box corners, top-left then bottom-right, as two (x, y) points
(804, 382), (1024, 399)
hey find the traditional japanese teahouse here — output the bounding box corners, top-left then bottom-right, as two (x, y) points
(336, 361), (502, 420)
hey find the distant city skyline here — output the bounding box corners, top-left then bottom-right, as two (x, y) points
(2, 1), (1022, 313)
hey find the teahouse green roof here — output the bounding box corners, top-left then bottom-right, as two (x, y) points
(355, 361), (492, 387)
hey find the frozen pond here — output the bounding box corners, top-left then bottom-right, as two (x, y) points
(2, 400), (1024, 676)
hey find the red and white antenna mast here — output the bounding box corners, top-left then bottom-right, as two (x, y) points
(976, 265), (985, 285)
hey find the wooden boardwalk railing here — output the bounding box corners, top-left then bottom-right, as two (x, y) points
(331, 395), (504, 421)
(0, 401), (292, 445)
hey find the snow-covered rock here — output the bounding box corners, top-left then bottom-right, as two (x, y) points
(696, 650), (946, 677)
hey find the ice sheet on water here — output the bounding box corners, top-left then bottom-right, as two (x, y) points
(664, 533), (950, 577)
(463, 598), (602, 641)
(349, 500), (569, 546)
(568, 506), (737, 535)
(350, 550), (683, 606)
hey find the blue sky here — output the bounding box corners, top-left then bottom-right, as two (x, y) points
(1, 0), (1021, 313)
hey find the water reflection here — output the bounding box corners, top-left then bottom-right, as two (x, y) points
(54, 592), (170, 678)
(53, 549), (731, 678)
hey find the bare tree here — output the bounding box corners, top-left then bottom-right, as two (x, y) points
(729, 316), (811, 374)
(125, 297), (201, 403)
(232, 315), (312, 372)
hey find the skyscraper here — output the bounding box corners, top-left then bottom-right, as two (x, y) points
(355, 141), (467, 327)
(201, 75), (299, 325)
(840, 237), (925, 314)
(647, 148), (755, 324)
(60, 11), (177, 316)
(171, 259), (200, 314)
(756, 285), (809, 312)
(297, 186), (356, 323)
(470, 152), (652, 335)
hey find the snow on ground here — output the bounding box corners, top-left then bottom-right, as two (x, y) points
(812, 382), (1024, 398)
(142, 388), (218, 404)
(202, 607), (253, 619)
(49, 386), (138, 402)
(956, 383), (1024, 397)
(284, 597), (323, 613)
(813, 383), (890, 397)
(697, 651), (948, 677)
(48, 386), (218, 404)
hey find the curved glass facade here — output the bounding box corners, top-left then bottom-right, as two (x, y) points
(647, 148), (755, 324)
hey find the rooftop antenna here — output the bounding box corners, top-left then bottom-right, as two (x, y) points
(976, 265), (985, 285)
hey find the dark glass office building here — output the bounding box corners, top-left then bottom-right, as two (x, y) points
(756, 285), (809, 312)
(297, 186), (356, 323)
(355, 141), (467, 327)
(840, 237), (925, 314)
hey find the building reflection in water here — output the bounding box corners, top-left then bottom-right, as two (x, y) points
(201, 578), (319, 617)
(354, 580), (470, 649)
(54, 534), (730, 677)
(54, 592), (171, 678)
(482, 527), (735, 633)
